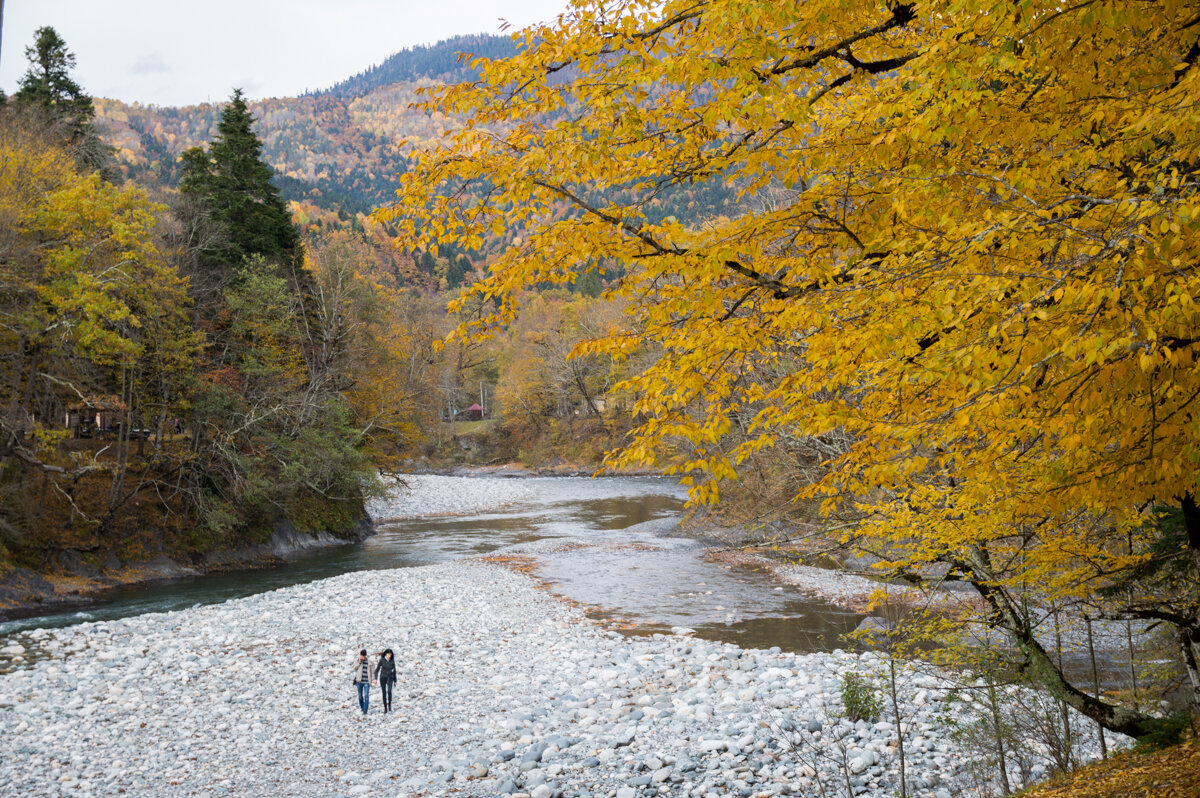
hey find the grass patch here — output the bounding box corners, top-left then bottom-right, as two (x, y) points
(444, 419), (494, 435)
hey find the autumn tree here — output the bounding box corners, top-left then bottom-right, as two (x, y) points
(0, 106), (198, 540)
(383, 0), (1200, 737)
(0, 85), (401, 570)
(305, 236), (442, 468)
(496, 291), (622, 433)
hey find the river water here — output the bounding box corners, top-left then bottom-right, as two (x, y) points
(0, 477), (866, 659)
(0, 475), (1143, 692)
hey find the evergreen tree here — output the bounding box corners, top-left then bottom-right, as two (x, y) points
(179, 89), (299, 268)
(446, 254), (470, 289)
(13, 26), (109, 173)
(15, 26), (94, 130)
(418, 249), (437, 275)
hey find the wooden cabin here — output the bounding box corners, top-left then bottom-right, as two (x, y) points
(65, 396), (127, 438)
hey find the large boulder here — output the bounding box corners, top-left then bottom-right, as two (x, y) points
(851, 616), (896, 647)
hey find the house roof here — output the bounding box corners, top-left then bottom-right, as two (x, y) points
(67, 394), (128, 412)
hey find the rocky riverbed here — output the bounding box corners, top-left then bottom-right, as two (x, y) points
(0, 561), (1116, 798)
(368, 474), (536, 521)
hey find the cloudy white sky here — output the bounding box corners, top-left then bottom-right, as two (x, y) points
(0, 0), (570, 107)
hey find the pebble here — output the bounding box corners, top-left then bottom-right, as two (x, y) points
(366, 474), (534, 520)
(0, 559), (1122, 797)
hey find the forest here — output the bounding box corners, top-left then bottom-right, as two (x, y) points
(0, 27), (642, 586)
(2, 1), (1199, 791)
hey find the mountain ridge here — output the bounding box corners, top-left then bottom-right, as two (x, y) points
(318, 33), (519, 98)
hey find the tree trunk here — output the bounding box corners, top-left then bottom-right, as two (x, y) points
(986, 677), (1011, 795)
(960, 545), (1158, 739)
(1180, 626), (1200, 713)
(1085, 616), (1108, 758)
(888, 656), (908, 798)
(573, 370), (609, 433)
(1053, 609), (1075, 770)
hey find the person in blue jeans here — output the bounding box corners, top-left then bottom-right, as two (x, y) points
(352, 649), (373, 716)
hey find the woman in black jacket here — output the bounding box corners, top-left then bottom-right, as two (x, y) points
(374, 649), (397, 714)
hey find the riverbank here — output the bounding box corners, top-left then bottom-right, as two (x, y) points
(0, 560), (1115, 798)
(681, 522), (1153, 686)
(0, 512), (375, 623)
(367, 472), (536, 520)
(672, 513), (952, 614)
(0, 470), (648, 623)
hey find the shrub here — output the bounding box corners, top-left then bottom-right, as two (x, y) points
(1136, 714), (1194, 751)
(840, 671), (881, 723)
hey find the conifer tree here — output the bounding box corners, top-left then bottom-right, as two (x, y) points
(13, 26), (109, 172)
(179, 89), (299, 268)
(15, 26), (94, 127)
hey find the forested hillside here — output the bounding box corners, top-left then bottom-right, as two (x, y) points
(321, 34), (520, 98)
(95, 88), (428, 214)
(92, 35), (733, 223)
(0, 31), (452, 592)
(91, 37), (513, 214)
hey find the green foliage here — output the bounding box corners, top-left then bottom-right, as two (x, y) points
(179, 89), (300, 268)
(12, 26), (110, 173)
(1134, 714), (1194, 752)
(15, 26), (94, 129)
(446, 254), (471, 289)
(839, 672), (881, 723)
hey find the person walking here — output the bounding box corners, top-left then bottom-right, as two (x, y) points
(374, 649), (397, 714)
(352, 648), (373, 716)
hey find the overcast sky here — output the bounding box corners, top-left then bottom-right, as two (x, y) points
(0, 0), (570, 107)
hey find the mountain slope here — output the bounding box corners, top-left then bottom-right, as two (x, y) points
(95, 85), (436, 214)
(93, 35), (733, 226)
(321, 33), (519, 98)
(93, 36), (512, 213)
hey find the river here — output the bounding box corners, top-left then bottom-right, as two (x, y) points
(0, 476), (866, 663)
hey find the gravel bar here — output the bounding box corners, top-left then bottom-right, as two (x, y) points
(367, 474), (536, 521)
(0, 562), (1117, 798)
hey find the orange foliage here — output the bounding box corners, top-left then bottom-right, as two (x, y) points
(1023, 739), (1200, 798)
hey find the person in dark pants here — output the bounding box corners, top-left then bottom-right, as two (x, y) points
(352, 649), (373, 716)
(374, 649), (397, 713)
